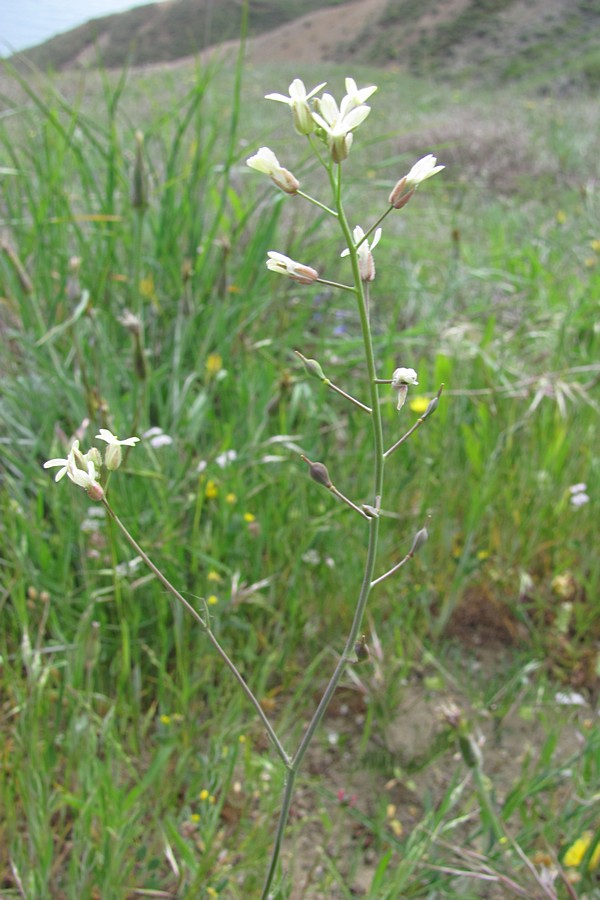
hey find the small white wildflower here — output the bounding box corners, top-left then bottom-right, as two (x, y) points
(555, 690), (587, 706)
(246, 147), (299, 194)
(392, 367), (419, 388)
(266, 251), (319, 285)
(265, 78), (326, 135)
(570, 491), (590, 508)
(341, 77), (377, 113)
(95, 429), (140, 471)
(44, 440), (79, 482)
(312, 92), (371, 163)
(405, 154), (445, 188)
(66, 454), (104, 501)
(215, 450), (237, 469)
(341, 225), (382, 282)
(391, 367), (419, 411)
(569, 482), (589, 508)
(142, 426), (173, 449)
(389, 154), (445, 208)
(151, 434), (173, 449)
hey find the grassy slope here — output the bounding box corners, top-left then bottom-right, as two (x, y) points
(11, 0), (349, 70)
(0, 57), (599, 895)
(8, 0), (600, 92)
(347, 0), (600, 87)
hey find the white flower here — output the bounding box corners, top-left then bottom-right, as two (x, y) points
(341, 77), (377, 113)
(44, 440), (99, 480)
(45, 441), (104, 499)
(266, 251), (319, 285)
(312, 92), (372, 163)
(341, 225), (382, 282)
(389, 154), (445, 208)
(569, 482), (589, 508)
(391, 367), (419, 411)
(405, 154), (445, 187)
(95, 429), (140, 471)
(67, 456), (103, 498)
(392, 367), (419, 387)
(246, 147), (299, 194)
(44, 440), (79, 482)
(215, 450), (237, 469)
(265, 78), (326, 135)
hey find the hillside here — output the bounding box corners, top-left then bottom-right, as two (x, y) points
(8, 0), (600, 88)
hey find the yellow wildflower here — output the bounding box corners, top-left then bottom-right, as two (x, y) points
(590, 239), (600, 253)
(199, 789), (210, 801)
(206, 353), (223, 377)
(243, 512), (256, 523)
(207, 570), (222, 582)
(159, 714), (171, 725)
(409, 395), (430, 415)
(190, 813), (200, 823)
(205, 480), (218, 499)
(226, 492), (237, 504)
(207, 595), (218, 606)
(564, 832), (600, 870)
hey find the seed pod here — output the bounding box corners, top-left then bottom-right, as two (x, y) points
(410, 526), (429, 556)
(354, 634), (370, 663)
(423, 395), (439, 418)
(301, 455), (332, 488)
(295, 350), (327, 382)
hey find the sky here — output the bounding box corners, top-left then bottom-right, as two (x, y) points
(1, 0), (165, 56)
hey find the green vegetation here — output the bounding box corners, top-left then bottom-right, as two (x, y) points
(11, 0), (349, 70)
(0, 55), (599, 896)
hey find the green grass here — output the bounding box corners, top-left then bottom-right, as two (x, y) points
(1, 57), (599, 897)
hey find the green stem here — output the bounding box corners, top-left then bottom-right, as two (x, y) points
(296, 189), (337, 217)
(325, 380), (372, 413)
(261, 160), (386, 899)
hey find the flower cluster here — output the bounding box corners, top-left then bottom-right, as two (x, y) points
(247, 77), (444, 292)
(44, 431), (139, 500)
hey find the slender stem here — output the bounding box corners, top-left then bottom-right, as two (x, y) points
(296, 189), (337, 217)
(315, 277), (356, 292)
(384, 417), (425, 458)
(261, 160), (386, 899)
(326, 380), (372, 413)
(384, 386), (443, 459)
(329, 485), (371, 520)
(101, 498), (290, 765)
(355, 205), (394, 249)
(371, 552), (412, 587)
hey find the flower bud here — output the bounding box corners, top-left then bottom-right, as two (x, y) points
(104, 442), (123, 471)
(300, 455), (332, 488)
(272, 168), (300, 194)
(86, 481), (105, 502)
(295, 350), (327, 382)
(389, 185), (415, 210)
